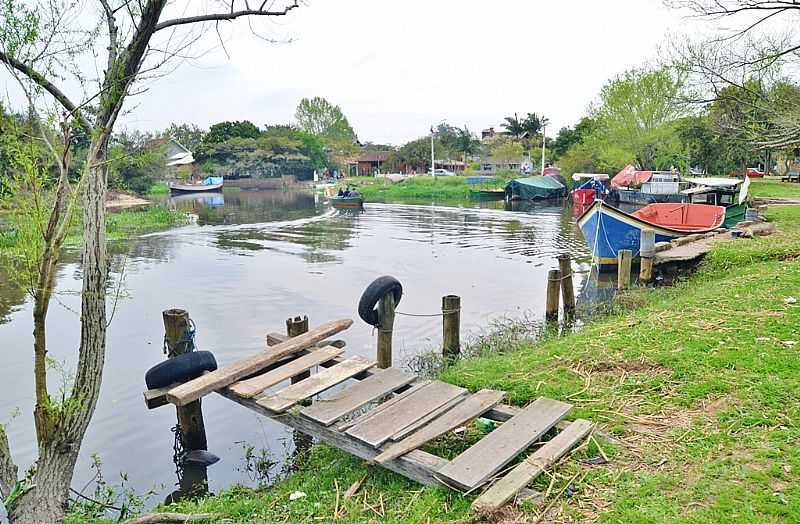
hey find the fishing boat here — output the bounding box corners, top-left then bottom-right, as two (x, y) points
(330, 190), (363, 208)
(505, 176), (567, 201)
(466, 176), (505, 200)
(681, 176), (750, 228)
(607, 165), (684, 205)
(577, 201), (725, 266)
(571, 173), (610, 206)
(169, 176), (223, 194)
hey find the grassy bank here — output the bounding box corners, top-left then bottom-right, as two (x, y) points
(750, 177), (800, 199)
(344, 175), (511, 203)
(102, 207), (800, 521)
(0, 205), (189, 255)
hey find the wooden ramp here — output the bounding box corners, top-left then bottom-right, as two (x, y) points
(145, 319), (596, 512)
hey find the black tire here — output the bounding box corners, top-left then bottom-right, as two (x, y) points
(358, 276), (403, 327)
(145, 350), (218, 389)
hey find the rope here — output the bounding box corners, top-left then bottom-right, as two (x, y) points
(163, 318), (196, 357)
(548, 272), (573, 282)
(171, 424), (185, 484)
(395, 308), (461, 318)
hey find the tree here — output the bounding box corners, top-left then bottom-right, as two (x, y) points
(384, 137), (432, 173)
(164, 123), (205, 151)
(501, 113), (526, 140)
(551, 117), (597, 159)
(204, 120), (261, 144)
(490, 139), (524, 166)
(294, 97), (357, 145)
(454, 126), (480, 164)
(591, 67), (689, 169)
(522, 112), (548, 136)
(0, 1), (302, 522)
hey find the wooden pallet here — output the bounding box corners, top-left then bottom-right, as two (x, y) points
(145, 320), (598, 511)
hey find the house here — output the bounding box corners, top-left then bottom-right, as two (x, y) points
(352, 151), (391, 176)
(476, 156), (525, 175)
(165, 139), (195, 167)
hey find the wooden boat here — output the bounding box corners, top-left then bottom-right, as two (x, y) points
(170, 176), (223, 194)
(577, 201), (725, 266)
(468, 189), (506, 200)
(505, 176), (567, 201)
(330, 193), (363, 208)
(682, 176), (750, 228)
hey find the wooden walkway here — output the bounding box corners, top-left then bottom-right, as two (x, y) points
(145, 319), (596, 512)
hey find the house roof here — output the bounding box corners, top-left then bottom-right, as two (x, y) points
(357, 151), (391, 162)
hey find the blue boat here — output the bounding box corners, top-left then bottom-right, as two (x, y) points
(577, 200), (725, 266)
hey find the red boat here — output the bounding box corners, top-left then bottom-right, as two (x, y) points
(632, 203), (725, 232)
(746, 168), (765, 178)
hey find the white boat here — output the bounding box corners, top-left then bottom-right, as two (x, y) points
(169, 176), (223, 194)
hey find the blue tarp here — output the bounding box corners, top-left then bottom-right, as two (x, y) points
(466, 176), (496, 185)
(203, 176), (223, 185)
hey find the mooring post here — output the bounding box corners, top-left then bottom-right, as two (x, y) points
(377, 293), (396, 368)
(545, 269), (561, 321)
(639, 229), (655, 284)
(557, 254), (576, 315)
(617, 249), (632, 290)
(162, 308), (208, 497)
(286, 315), (310, 384)
(442, 295), (461, 359)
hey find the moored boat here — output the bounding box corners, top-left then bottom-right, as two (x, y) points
(571, 173), (610, 206)
(169, 176), (224, 194)
(681, 176), (750, 228)
(577, 201), (725, 266)
(505, 176), (567, 201)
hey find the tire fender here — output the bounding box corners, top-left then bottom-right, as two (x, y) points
(358, 276), (403, 327)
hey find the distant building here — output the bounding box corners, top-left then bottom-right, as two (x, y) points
(165, 139), (195, 167)
(352, 151), (391, 176)
(476, 157), (525, 175)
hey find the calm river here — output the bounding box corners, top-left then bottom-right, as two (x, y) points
(0, 190), (595, 504)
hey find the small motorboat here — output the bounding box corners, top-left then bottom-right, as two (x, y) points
(505, 176), (567, 201)
(170, 176), (223, 194)
(330, 189), (363, 208)
(577, 201), (725, 266)
(571, 173), (610, 206)
(682, 176), (750, 228)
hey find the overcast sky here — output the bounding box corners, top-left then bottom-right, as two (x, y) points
(119, 0), (693, 145)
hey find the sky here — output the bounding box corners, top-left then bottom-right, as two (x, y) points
(32, 0), (700, 145)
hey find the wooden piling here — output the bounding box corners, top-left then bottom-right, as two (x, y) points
(639, 229), (655, 284)
(557, 255), (575, 315)
(545, 269), (561, 321)
(617, 250), (632, 290)
(377, 293), (396, 369)
(442, 295), (461, 359)
(162, 309), (208, 494)
(287, 315), (310, 384)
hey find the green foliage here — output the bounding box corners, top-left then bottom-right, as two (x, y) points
(108, 139), (166, 195)
(164, 122), (205, 151)
(490, 138), (524, 165)
(204, 120), (261, 144)
(551, 117), (597, 159)
(354, 175), (471, 201)
(501, 112), (526, 139)
(0, 0), (40, 58)
(294, 97), (357, 145)
(384, 136), (432, 172)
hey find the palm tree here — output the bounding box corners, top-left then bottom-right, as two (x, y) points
(522, 113), (549, 136)
(501, 113), (526, 140)
(455, 126), (480, 164)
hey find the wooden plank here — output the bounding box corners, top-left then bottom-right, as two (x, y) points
(266, 332), (346, 349)
(228, 346), (345, 398)
(472, 419), (593, 512)
(436, 397), (572, 490)
(166, 319), (353, 406)
(375, 389), (505, 464)
(346, 381), (467, 448)
(300, 368), (415, 426)
(257, 356), (376, 412)
(484, 405), (621, 446)
(390, 394), (466, 442)
(337, 381), (431, 432)
(217, 388), (448, 486)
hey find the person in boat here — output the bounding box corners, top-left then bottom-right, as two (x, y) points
(337, 188), (345, 197)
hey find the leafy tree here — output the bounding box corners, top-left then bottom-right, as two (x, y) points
(551, 117), (597, 159)
(490, 139), (524, 166)
(0, 1), (304, 521)
(454, 126), (480, 163)
(522, 112), (548, 136)
(204, 120), (261, 144)
(294, 97), (357, 145)
(108, 135), (166, 194)
(591, 66), (689, 170)
(164, 122), (205, 151)
(501, 113), (526, 140)
(384, 137), (433, 173)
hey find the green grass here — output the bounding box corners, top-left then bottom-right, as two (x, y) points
(146, 182), (170, 196)
(222, 186), (242, 193)
(88, 204), (800, 523)
(749, 178), (800, 199)
(342, 175), (511, 203)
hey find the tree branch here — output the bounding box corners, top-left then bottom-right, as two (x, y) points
(153, 2), (299, 32)
(0, 51), (91, 134)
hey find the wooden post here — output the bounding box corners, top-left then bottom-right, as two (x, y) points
(286, 315), (310, 384)
(162, 308), (208, 496)
(617, 250), (632, 290)
(557, 254), (575, 315)
(377, 293), (396, 369)
(442, 295), (461, 359)
(639, 229), (655, 284)
(545, 269), (561, 321)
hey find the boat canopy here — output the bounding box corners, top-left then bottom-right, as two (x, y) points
(611, 165), (653, 188)
(203, 176), (223, 185)
(572, 173), (610, 181)
(684, 177), (742, 187)
(505, 176), (567, 199)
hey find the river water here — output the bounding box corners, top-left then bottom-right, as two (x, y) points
(0, 190), (595, 504)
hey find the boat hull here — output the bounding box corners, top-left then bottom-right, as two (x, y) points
(609, 188), (683, 205)
(170, 182), (223, 194)
(577, 201), (723, 266)
(722, 203), (747, 228)
(330, 196), (363, 208)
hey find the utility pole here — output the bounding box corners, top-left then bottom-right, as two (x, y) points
(540, 125), (547, 176)
(431, 126), (435, 176)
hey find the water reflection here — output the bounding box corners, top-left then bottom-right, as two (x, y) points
(0, 190), (595, 508)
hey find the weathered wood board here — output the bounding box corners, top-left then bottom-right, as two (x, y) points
(166, 319), (353, 406)
(436, 397), (572, 490)
(228, 346), (344, 398)
(300, 368), (416, 426)
(346, 381), (467, 448)
(472, 419), (593, 511)
(257, 356), (375, 412)
(375, 389), (505, 464)
(337, 381), (431, 432)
